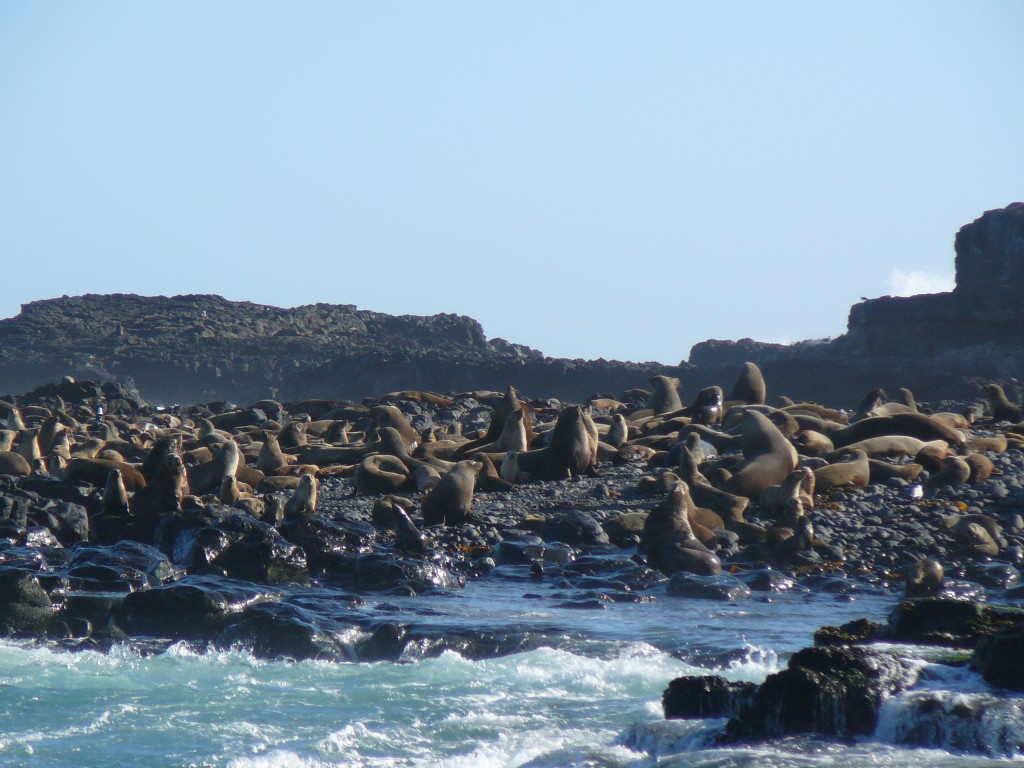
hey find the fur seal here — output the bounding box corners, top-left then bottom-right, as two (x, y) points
(102, 468), (130, 516)
(63, 457), (147, 491)
(0, 451), (31, 476)
(985, 383), (1021, 422)
(421, 459), (481, 527)
(606, 414), (630, 448)
(924, 456), (971, 492)
(354, 454), (411, 495)
(645, 376), (683, 415)
(128, 454), (186, 541)
(640, 481), (721, 576)
(258, 432), (292, 473)
(812, 449), (870, 492)
(283, 474), (318, 518)
(830, 413), (964, 449)
(186, 440), (241, 495)
(392, 501), (429, 556)
(728, 362), (766, 406)
(513, 406), (595, 480)
(964, 453), (996, 483)
(759, 467), (815, 516)
(369, 405), (420, 449)
(905, 557), (944, 598)
(721, 410), (798, 500)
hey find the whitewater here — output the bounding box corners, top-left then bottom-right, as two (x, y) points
(0, 577), (1017, 768)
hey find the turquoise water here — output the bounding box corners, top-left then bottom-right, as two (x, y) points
(0, 580), (1016, 767)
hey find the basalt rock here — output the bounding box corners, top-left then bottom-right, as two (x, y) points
(722, 645), (920, 741)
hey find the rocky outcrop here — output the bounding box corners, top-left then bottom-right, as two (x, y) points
(0, 293), (658, 405)
(683, 203), (1024, 404)
(1, 204), (1022, 406)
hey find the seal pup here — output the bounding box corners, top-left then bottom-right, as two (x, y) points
(103, 468), (130, 516)
(421, 459), (481, 527)
(924, 456), (972, 493)
(392, 501), (429, 556)
(283, 474), (318, 518)
(640, 481), (721, 576)
(606, 414), (629, 448)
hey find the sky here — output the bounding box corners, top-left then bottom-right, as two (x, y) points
(2, 3), (1022, 365)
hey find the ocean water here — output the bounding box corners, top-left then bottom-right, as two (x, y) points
(0, 579), (1018, 768)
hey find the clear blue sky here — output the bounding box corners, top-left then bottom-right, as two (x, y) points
(2, 2), (1022, 364)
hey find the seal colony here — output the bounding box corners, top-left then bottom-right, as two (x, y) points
(0, 367), (1023, 669)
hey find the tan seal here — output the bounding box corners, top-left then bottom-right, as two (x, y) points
(421, 459), (481, 526)
(639, 481), (721, 576)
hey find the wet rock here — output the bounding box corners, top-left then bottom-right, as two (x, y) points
(663, 675), (758, 719)
(539, 510), (610, 548)
(881, 598), (1024, 647)
(216, 601), (354, 662)
(351, 553), (466, 593)
(666, 572), (751, 601)
(0, 566), (56, 636)
(723, 645), (919, 740)
(119, 575), (279, 639)
(971, 622), (1024, 691)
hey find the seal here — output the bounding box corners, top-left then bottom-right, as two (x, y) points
(924, 456), (971, 493)
(812, 448), (870, 492)
(421, 459), (481, 526)
(639, 481), (721, 576)
(0, 451), (30, 477)
(128, 454), (186, 541)
(0, 430), (15, 453)
(984, 383), (1021, 422)
(259, 432), (296, 474)
(187, 439), (241, 495)
(644, 376), (683, 415)
(905, 557), (943, 598)
(103, 468), (130, 516)
(513, 406), (595, 480)
(759, 467), (815, 516)
(721, 410), (798, 500)
(391, 500), (429, 556)
(0, 401), (25, 432)
(283, 474), (318, 518)
(605, 414), (630, 448)
(830, 413), (964, 449)
(62, 457), (147, 491)
(354, 454), (411, 495)
(727, 362), (766, 406)
(369, 405), (420, 448)
(17, 428), (41, 465)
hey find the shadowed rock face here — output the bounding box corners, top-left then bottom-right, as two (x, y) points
(1, 204), (1022, 407)
(0, 293), (659, 405)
